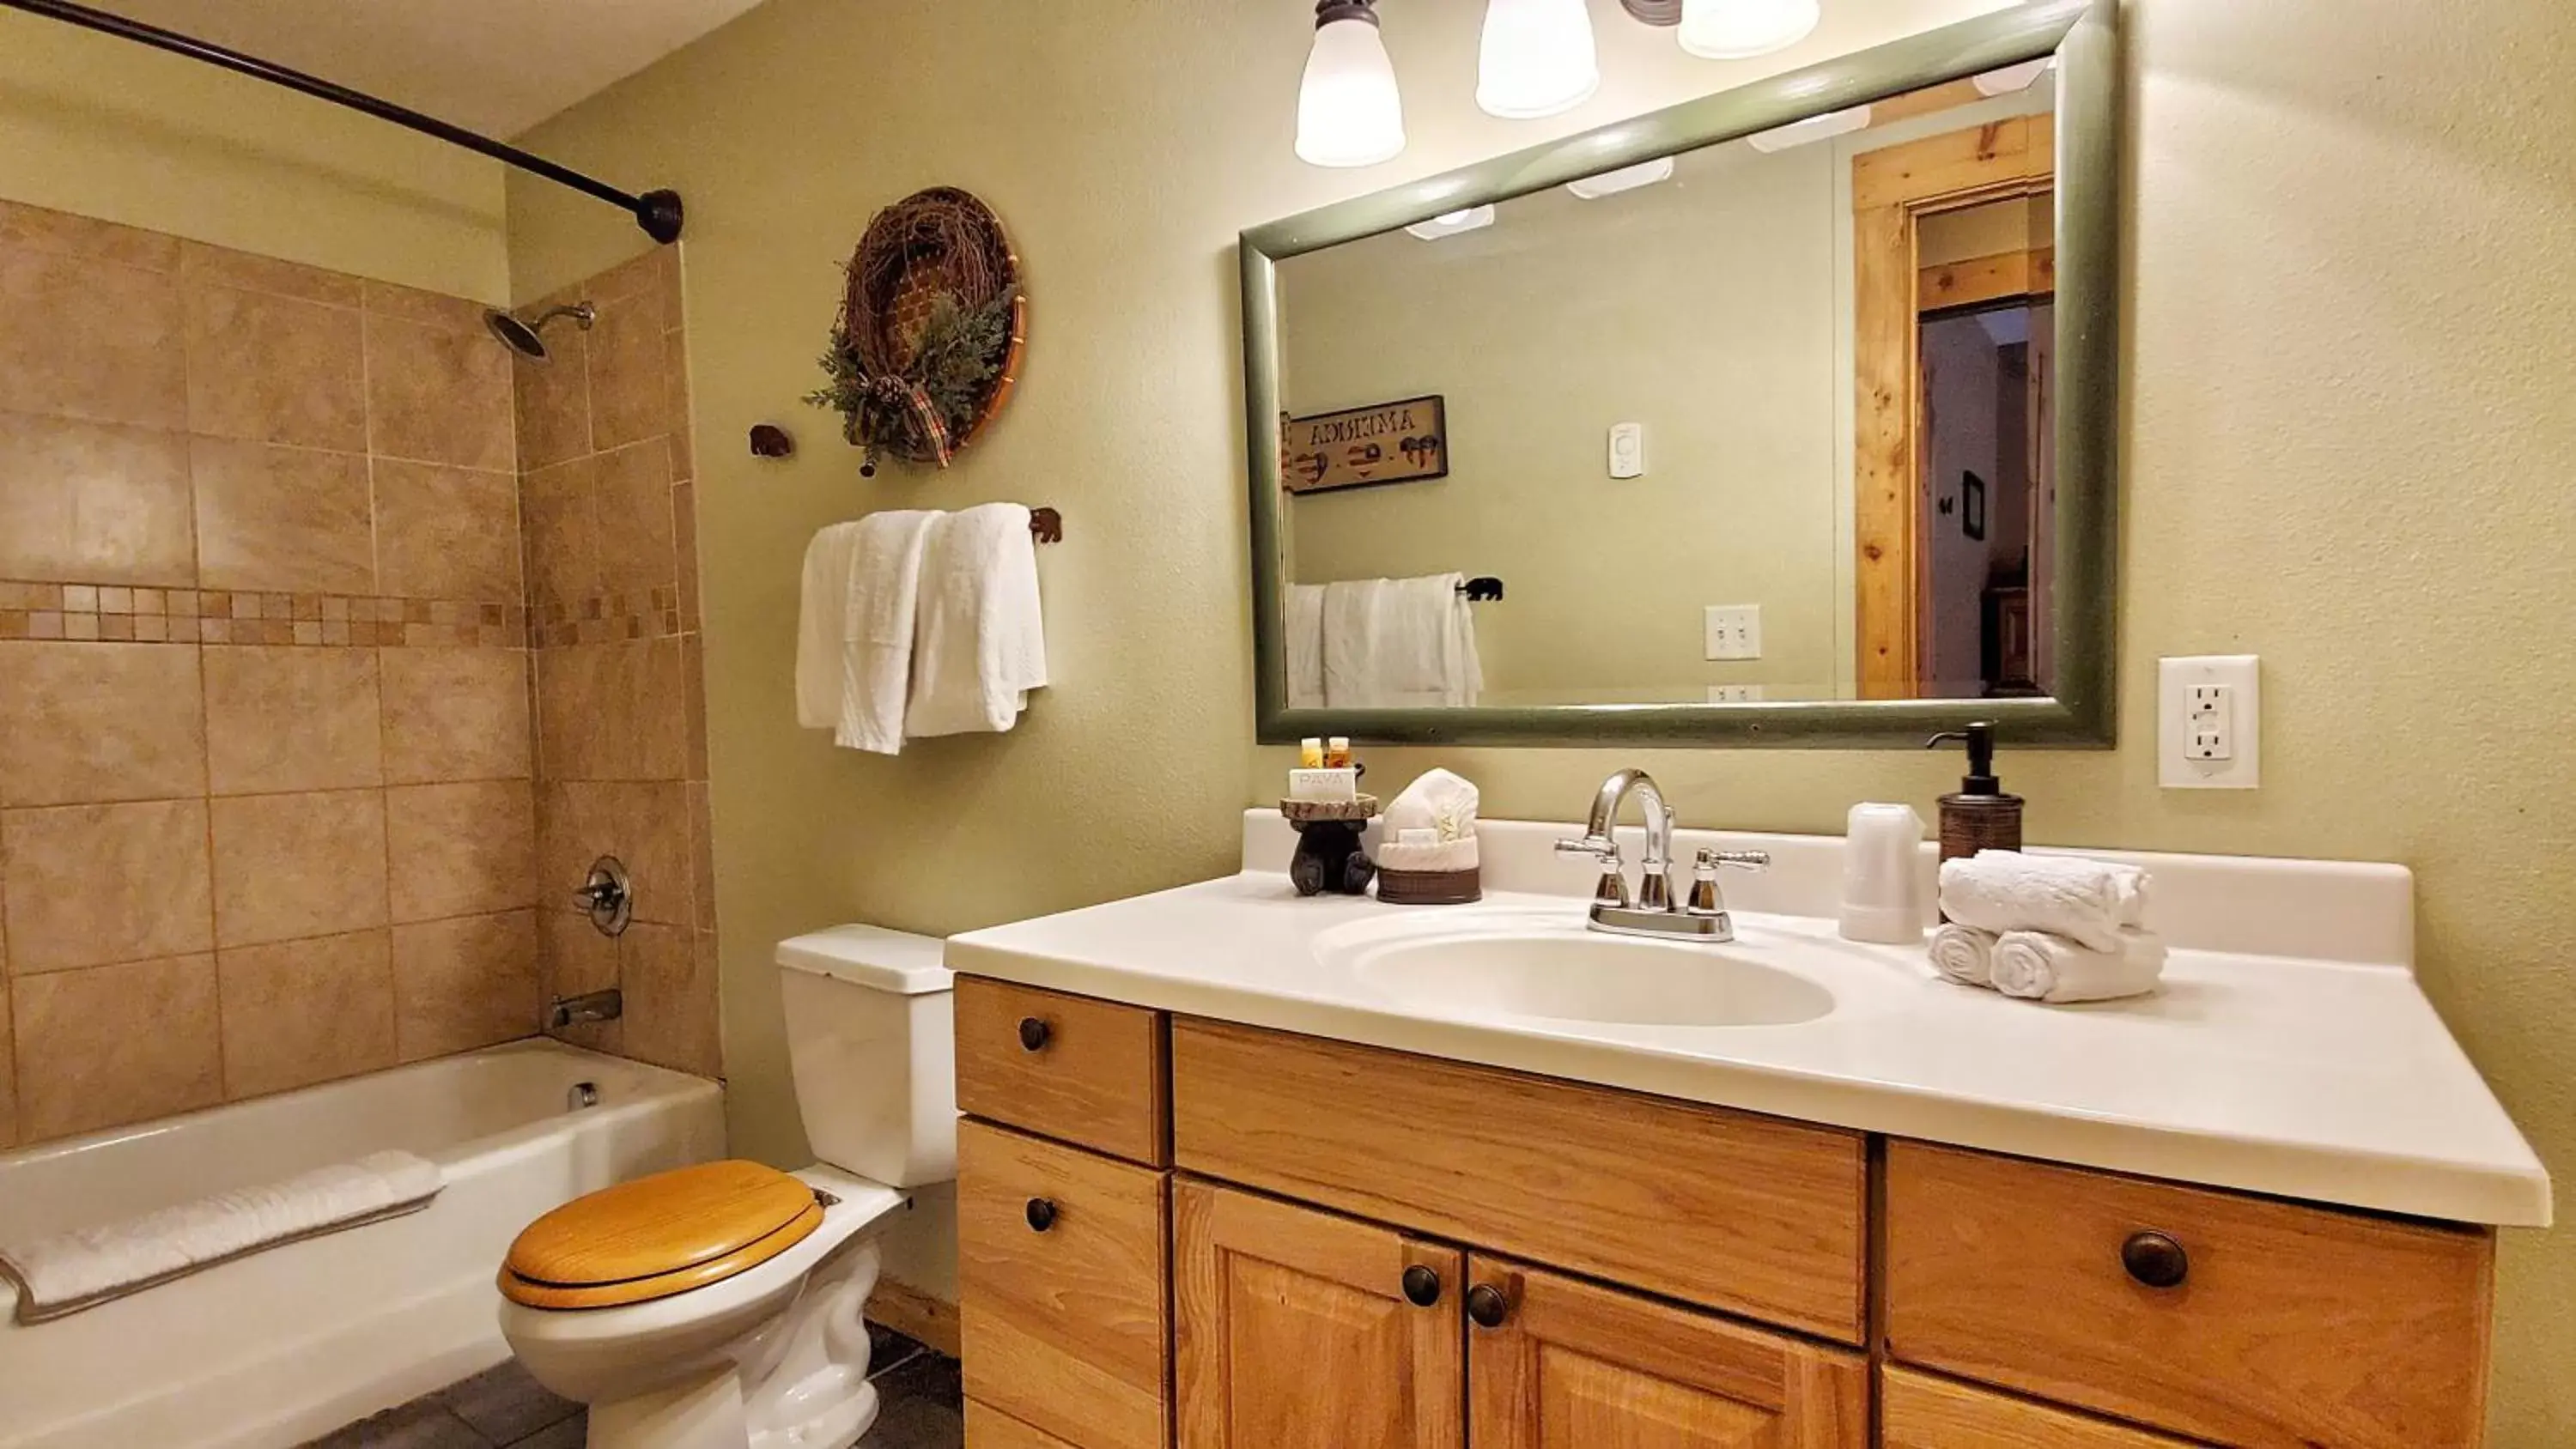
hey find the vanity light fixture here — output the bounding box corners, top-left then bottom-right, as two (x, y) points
(1565, 155), (1676, 199)
(1404, 205), (1498, 240)
(1744, 102), (1870, 152)
(1676, 0), (1822, 59)
(1972, 55), (2057, 96)
(1297, 0), (1407, 167)
(1475, 0), (1601, 119)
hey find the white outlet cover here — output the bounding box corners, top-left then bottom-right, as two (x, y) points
(1705, 683), (1767, 704)
(1608, 422), (1644, 479)
(2160, 655), (2260, 789)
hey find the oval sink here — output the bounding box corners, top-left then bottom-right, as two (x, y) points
(1321, 914), (1835, 1028)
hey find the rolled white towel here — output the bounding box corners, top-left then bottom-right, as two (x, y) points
(1938, 851), (2149, 952)
(1928, 923), (1999, 988)
(1990, 928), (2168, 1004)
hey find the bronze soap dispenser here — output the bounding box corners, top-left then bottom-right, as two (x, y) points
(1925, 722), (2024, 862)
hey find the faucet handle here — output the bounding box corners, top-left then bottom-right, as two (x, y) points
(1698, 848), (1771, 871)
(1557, 837), (1631, 909)
(1556, 835), (1619, 862)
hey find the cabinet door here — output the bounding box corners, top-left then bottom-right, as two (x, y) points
(1467, 1258), (1867, 1449)
(1881, 1367), (2207, 1448)
(1174, 1177), (1463, 1449)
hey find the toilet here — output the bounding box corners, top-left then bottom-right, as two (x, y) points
(498, 925), (955, 1449)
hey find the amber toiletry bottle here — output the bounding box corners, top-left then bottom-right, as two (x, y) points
(1924, 722), (2023, 862)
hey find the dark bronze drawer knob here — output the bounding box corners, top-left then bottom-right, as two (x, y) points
(1025, 1197), (1058, 1233)
(1466, 1282), (1510, 1329)
(2122, 1230), (2189, 1288)
(1018, 1016), (1051, 1052)
(1401, 1264), (1442, 1307)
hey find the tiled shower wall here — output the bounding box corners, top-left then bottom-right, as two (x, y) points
(512, 248), (720, 1079)
(0, 200), (538, 1149)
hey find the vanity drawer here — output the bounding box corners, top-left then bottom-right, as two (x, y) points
(957, 977), (1168, 1165)
(957, 1119), (1170, 1449)
(1884, 1142), (2494, 1449)
(1881, 1367), (2206, 1447)
(966, 1399), (1086, 1449)
(1170, 1019), (1868, 1343)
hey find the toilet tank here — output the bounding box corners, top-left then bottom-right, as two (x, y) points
(775, 925), (957, 1188)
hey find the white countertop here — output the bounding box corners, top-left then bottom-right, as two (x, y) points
(946, 816), (2549, 1228)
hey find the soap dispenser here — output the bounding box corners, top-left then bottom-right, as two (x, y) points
(1925, 722), (2024, 862)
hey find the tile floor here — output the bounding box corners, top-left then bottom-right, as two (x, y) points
(298, 1328), (961, 1448)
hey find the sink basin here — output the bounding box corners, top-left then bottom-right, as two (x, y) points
(1316, 909), (1835, 1028)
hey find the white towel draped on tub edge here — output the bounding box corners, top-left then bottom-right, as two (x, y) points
(0, 1149), (444, 1325)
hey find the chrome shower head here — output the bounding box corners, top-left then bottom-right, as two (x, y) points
(484, 302), (595, 361)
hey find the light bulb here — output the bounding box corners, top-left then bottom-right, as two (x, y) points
(1678, 0), (1822, 60)
(1297, 3), (1406, 167)
(1476, 0), (1600, 120)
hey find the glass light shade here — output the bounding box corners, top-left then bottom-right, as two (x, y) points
(1297, 15), (1406, 167)
(1565, 156), (1676, 200)
(1476, 0), (1600, 120)
(1744, 103), (1870, 153)
(1973, 56), (2056, 97)
(1404, 205), (1498, 240)
(1678, 0), (1822, 59)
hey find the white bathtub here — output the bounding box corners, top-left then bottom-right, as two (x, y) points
(0, 1040), (724, 1449)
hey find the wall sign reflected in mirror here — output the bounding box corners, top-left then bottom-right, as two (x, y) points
(1245, 0), (2117, 746)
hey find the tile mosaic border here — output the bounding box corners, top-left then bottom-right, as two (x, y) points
(533, 587), (685, 647)
(0, 582), (527, 648)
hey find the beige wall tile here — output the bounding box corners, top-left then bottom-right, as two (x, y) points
(0, 641), (205, 806)
(374, 461), (521, 601)
(178, 242), (362, 308)
(589, 249), (673, 307)
(593, 439), (676, 594)
(0, 246), (186, 429)
(617, 922), (720, 1076)
(585, 287), (668, 452)
(536, 640), (684, 782)
(387, 781), (536, 923)
(664, 336), (694, 482)
(381, 648), (532, 785)
(204, 646), (382, 795)
(183, 284), (368, 450)
(190, 437), (374, 593)
(686, 780), (717, 932)
(0, 412), (195, 586)
(2, 799), (214, 972)
(217, 930), (395, 1098)
(521, 456), (599, 608)
(511, 333), (592, 471)
(210, 790), (390, 948)
(392, 909), (539, 1062)
(538, 909), (619, 1054)
(0, 977), (15, 1149)
(0, 201), (179, 271)
(538, 780), (688, 926)
(15, 955), (220, 1141)
(366, 314), (513, 470)
(361, 280), (487, 334)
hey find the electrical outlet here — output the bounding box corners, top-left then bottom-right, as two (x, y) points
(2160, 656), (2260, 789)
(1608, 422), (1645, 479)
(1703, 605), (1761, 661)
(1705, 683), (1766, 703)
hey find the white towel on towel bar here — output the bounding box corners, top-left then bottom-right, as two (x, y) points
(905, 503), (1048, 739)
(1321, 573), (1481, 709)
(0, 1150), (443, 1325)
(794, 510), (939, 754)
(1287, 584), (1327, 711)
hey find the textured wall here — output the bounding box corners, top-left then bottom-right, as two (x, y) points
(506, 1), (2574, 1436)
(0, 8), (507, 302)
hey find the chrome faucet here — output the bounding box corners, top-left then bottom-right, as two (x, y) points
(1556, 768), (1769, 942)
(548, 989), (623, 1030)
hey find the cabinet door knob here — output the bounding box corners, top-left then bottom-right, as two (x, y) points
(1400, 1264), (1442, 1307)
(1025, 1197), (1058, 1233)
(1018, 1016), (1051, 1052)
(1465, 1282), (1510, 1329)
(2122, 1230), (2189, 1288)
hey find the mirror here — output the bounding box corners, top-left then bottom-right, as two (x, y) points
(1245, 0), (2117, 747)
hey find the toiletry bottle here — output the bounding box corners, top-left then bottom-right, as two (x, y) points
(1924, 722), (2023, 862)
(1839, 802), (1927, 943)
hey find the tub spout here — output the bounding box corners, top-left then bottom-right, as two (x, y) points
(548, 989), (623, 1030)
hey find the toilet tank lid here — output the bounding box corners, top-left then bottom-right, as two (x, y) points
(776, 924), (952, 995)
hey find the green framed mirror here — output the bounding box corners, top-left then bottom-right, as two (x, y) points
(1244, 0), (2118, 748)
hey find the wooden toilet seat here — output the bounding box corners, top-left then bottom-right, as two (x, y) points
(500, 1160), (827, 1311)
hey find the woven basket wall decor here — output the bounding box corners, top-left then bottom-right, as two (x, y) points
(806, 187), (1028, 473)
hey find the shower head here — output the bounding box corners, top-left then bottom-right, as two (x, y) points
(484, 302), (596, 361)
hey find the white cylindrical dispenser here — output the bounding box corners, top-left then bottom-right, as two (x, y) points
(1839, 802), (1927, 943)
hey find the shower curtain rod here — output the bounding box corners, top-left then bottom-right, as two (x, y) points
(1, 0), (684, 243)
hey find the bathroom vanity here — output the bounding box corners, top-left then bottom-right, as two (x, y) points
(943, 815), (2545, 1449)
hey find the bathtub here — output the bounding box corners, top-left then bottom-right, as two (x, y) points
(0, 1040), (724, 1449)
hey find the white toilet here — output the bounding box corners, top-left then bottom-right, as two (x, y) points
(498, 925), (955, 1449)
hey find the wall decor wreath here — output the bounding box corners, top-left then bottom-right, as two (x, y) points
(805, 187), (1028, 475)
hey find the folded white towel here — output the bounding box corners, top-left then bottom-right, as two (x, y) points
(1938, 850), (2149, 952)
(905, 503), (1048, 739)
(1991, 928), (2168, 1003)
(834, 509), (940, 754)
(0, 1150), (442, 1325)
(794, 521), (866, 730)
(1321, 574), (1481, 708)
(1928, 923), (1999, 988)
(1287, 585), (1327, 711)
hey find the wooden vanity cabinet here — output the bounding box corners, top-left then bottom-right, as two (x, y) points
(952, 983), (2500, 1449)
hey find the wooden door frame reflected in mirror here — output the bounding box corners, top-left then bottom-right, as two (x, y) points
(1243, 0), (2119, 749)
